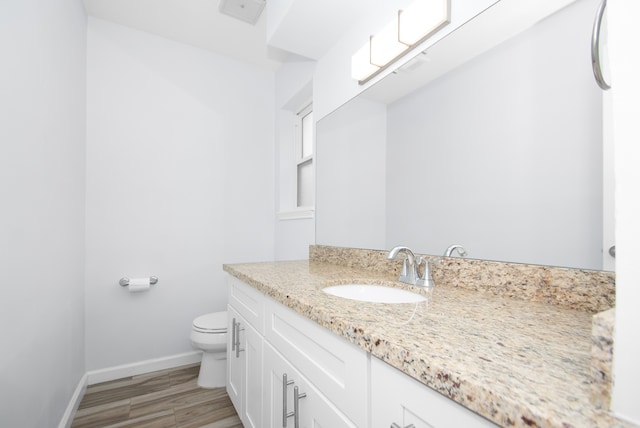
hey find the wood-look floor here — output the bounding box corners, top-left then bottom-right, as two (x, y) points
(71, 364), (243, 428)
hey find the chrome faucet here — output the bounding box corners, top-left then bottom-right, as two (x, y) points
(387, 246), (434, 287)
(444, 244), (467, 258)
(387, 246), (417, 284)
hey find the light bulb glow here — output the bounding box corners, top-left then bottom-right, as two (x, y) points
(399, 0), (450, 45)
(351, 41), (380, 81)
(370, 15), (409, 67)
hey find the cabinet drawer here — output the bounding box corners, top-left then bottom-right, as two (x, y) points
(264, 298), (368, 428)
(227, 275), (264, 334)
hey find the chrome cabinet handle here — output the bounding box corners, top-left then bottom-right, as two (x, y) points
(231, 318), (236, 351)
(391, 424), (415, 428)
(234, 321), (243, 358)
(293, 386), (307, 428)
(282, 373), (294, 427)
(591, 0), (611, 90)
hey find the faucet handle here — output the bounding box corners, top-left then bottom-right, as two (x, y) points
(398, 257), (418, 285)
(415, 256), (435, 287)
(400, 257), (409, 277)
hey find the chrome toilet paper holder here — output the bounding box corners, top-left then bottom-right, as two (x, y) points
(119, 276), (158, 287)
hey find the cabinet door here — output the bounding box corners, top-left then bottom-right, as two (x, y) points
(243, 317), (263, 428)
(371, 357), (496, 428)
(263, 341), (298, 428)
(301, 382), (357, 428)
(263, 342), (357, 428)
(227, 305), (242, 413)
(227, 305), (264, 428)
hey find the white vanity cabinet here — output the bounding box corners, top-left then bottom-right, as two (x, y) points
(227, 274), (500, 427)
(371, 357), (497, 428)
(227, 276), (265, 428)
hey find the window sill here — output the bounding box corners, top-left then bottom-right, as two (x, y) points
(277, 208), (315, 221)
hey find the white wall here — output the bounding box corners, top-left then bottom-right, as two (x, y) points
(0, 0), (87, 426)
(386, 0), (602, 269)
(609, 1), (640, 424)
(85, 18), (275, 371)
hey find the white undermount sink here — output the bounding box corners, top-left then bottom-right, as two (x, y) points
(322, 284), (427, 304)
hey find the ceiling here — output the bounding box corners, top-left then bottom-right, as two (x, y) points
(84, 0), (286, 70)
(82, 0), (368, 71)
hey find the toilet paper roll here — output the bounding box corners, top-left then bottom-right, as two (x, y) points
(128, 277), (151, 293)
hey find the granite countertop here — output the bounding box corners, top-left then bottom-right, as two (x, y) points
(223, 259), (627, 428)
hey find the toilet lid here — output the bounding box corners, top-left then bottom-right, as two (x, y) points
(193, 312), (227, 333)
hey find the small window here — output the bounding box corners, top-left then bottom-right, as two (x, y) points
(296, 104), (314, 208)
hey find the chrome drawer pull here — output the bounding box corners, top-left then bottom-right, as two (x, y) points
(234, 321), (243, 358)
(293, 386), (307, 428)
(231, 318), (236, 351)
(282, 373), (294, 427)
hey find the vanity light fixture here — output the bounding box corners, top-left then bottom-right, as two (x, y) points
(351, 0), (450, 84)
(399, 0), (450, 45)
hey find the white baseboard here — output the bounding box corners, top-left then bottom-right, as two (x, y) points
(58, 372), (88, 428)
(58, 352), (202, 426)
(86, 351), (202, 385)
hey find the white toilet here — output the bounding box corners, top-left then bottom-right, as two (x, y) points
(190, 311), (228, 388)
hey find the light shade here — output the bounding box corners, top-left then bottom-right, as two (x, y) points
(399, 0), (450, 45)
(351, 41), (380, 81)
(370, 15), (410, 67)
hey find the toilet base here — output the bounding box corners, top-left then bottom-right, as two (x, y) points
(197, 351), (226, 388)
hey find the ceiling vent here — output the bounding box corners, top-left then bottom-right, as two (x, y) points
(219, 0), (266, 25)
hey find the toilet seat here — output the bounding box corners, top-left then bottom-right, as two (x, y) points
(193, 312), (227, 334)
